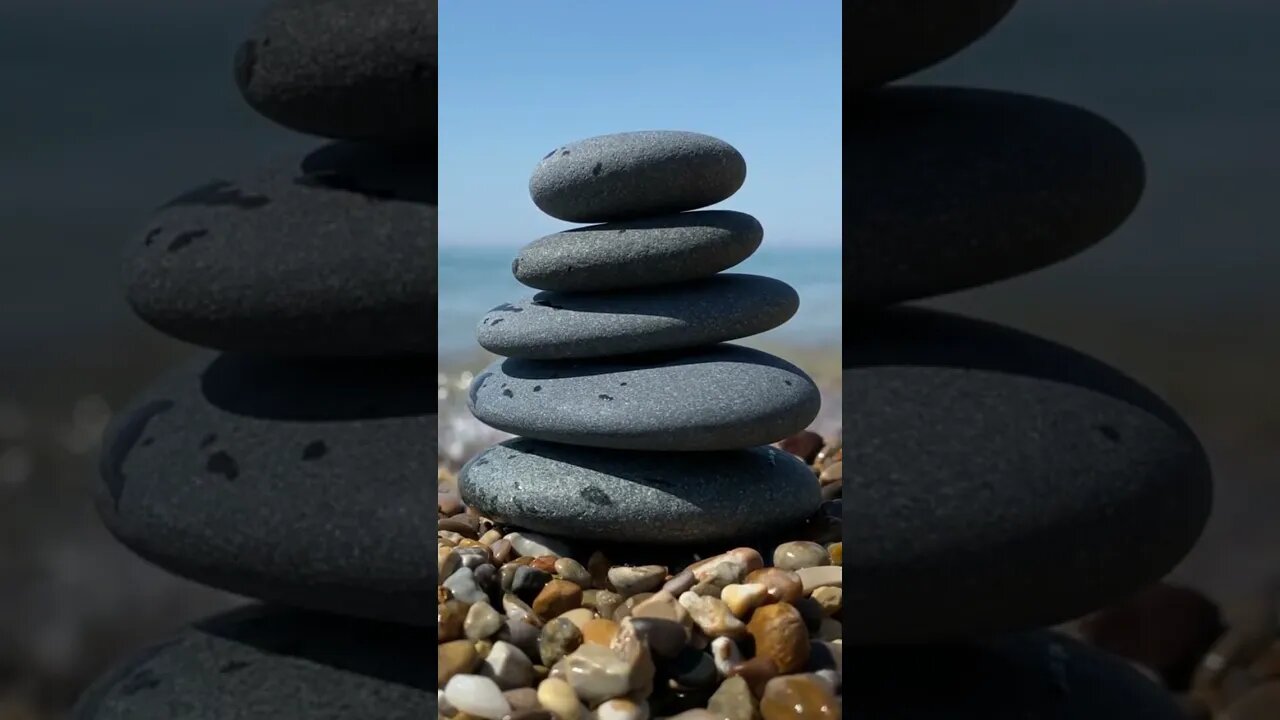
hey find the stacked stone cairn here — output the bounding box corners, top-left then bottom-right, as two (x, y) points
(437, 130), (843, 717)
(74, 1), (438, 718)
(840, 1), (1215, 718)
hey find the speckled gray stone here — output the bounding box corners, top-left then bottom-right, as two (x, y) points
(96, 352), (437, 626)
(459, 439), (821, 543)
(529, 131), (746, 223)
(842, 307), (1212, 642)
(235, 0), (437, 140)
(847, 87), (1144, 305)
(123, 142), (437, 356)
(73, 605), (434, 719)
(476, 274), (798, 360)
(850, 0), (1018, 89)
(467, 344), (820, 451)
(843, 630), (1184, 719)
(513, 210), (762, 292)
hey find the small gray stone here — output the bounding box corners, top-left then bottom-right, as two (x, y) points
(538, 618), (584, 667)
(481, 641), (535, 690)
(850, 0), (1018, 89)
(513, 210), (762, 292)
(847, 87), (1144, 305)
(235, 0), (437, 140)
(443, 567), (488, 606)
(477, 275), (798, 360)
(529, 131), (746, 223)
(123, 142), (437, 355)
(459, 439), (821, 543)
(467, 344), (820, 451)
(842, 307), (1212, 641)
(512, 566), (553, 603)
(73, 605), (435, 719)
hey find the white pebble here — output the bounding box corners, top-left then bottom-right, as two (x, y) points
(444, 674), (511, 719)
(481, 640), (535, 689)
(505, 531), (571, 558)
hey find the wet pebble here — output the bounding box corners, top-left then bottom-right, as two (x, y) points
(556, 557), (593, 588)
(747, 568), (804, 605)
(610, 565), (669, 597)
(537, 677), (585, 720)
(721, 583), (769, 619)
(749, 604), (810, 674)
(482, 640), (536, 690)
(539, 617), (585, 667)
(466, 601), (505, 640)
(681, 593), (747, 639)
(444, 674), (511, 720)
(774, 541), (830, 571)
(760, 674), (840, 719)
(631, 617), (691, 659)
(439, 639), (480, 688)
(708, 675), (759, 720)
(513, 566), (553, 601)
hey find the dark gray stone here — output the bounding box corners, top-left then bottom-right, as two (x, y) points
(123, 142), (437, 356)
(847, 87), (1144, 305)
(513, 210), (762, 292)
(849, 0), (1018, 89)
(74, 605), (434, 720)
(467, 345), (820, 451)
(477, 274), (798, 360)
(235, 0), (437, 140)
(459, 439), (820, 543)
(529, 131), (746, 223)
(96, 353), (437, 626)
(845, 631), (1183, 719)
(842, 307), (1212, 642)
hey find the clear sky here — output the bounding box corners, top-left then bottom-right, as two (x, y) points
(439, 1), (842, 247)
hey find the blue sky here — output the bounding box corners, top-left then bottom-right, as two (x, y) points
(439, 1), (842, 247)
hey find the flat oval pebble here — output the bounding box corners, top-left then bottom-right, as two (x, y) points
(847, 87), (1144, 305)
(460, 438), (820, 543)
(96, 352), (437, 625)
(529, 131), (746, 223)
(123, 142), (437, 356)
(468, 344), (820, 451)
(513, 210), (762, 292)
(843, 307), (1212, 642)
(849, 0), (1018, 88)
(477, 274), (798, 360)
(235, 0), (437, 140)
(73, 606), (434, 719)
(843, 631), (1185, 719)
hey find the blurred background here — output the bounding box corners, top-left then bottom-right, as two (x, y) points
(1, 0), (1278, 717)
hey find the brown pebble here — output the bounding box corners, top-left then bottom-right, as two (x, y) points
(491, 538), (514, 564)
(531, 555), (559, 574)
(729, 655), (780, 698)
(633, 590), (693, 628)
(439, 515), (480, 539)
(708, 674), (760, 720)
(825, 543), (841, 566)
(814, 441), (841, 470)
(438, 639), (479, 688)
(478, 528), (503, 546)
(438, 599), (467, 643)
(533, 579), (584, 620)
(748, 603), (810, 674)
(555, 557), (593, 588)
(663, 569), (697, 596)
(746, 568), (804, 605)
(539, 617), (584, 667)
(503, 686), (541, 712)
(778, 431), (825, 464)
(438, 585), (453, 605)
(760, 674), (840, 719)
(506, 712), (556, 720)
(504, 594), (543, 627)
(581, 618), (621, 647)
(817, 461), (842, 485)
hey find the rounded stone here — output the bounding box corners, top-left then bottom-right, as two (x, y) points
(234, 0), (437, 140)
(467, 344), (821, 451)
(842, 307), (1213, 642)
(842, 631), (1187, 719)
(73, 606), (435, 719)
(513, 210), (762, 292)
(123, 142), (437, 356)
(477, 274), (798, 360)
(849, 0), (1018, 89)
(460, 439), (821, 543)
(847, 87), (1144, 306)
(95, 352), (437, 625)
(529, 131), (747, 223)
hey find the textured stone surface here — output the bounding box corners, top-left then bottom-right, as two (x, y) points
(73, 605), (434, 719)
(235, 0), (438, 140)
(477, 274), (798, 360)
(529, 131), (746, 223)
(847, 87), (1144, 305)
(96, 353), (437, 625)
(849, 0), (1018, 88)
(513, 211), (762, 292)
(123, 142), (437, 355)
(842, 307), (1212, 641)
(468, 344), (820, 451)
(460, 439), (820, 543)
(843, 631), (1185, 719)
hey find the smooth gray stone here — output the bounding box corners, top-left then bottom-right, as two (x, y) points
(844, 630), (1184, 719)
(476, 274), (799, 360)
(123, 142), (436, 356)
(842, 307), (1212, 642)
(74, 605), (434, 719)
(850, 0), (1018, 88)
(96, 353), (437, 626)
(847, 87), (1144, 305)
(529, 131), (746, 223)
(513, 210), (762, 292)
(459, 439), (821, 543)
(468, 344), (820, 451)
(235, 0), (437, 140)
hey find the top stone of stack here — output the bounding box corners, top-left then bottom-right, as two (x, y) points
(235, 0), (439, 141)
